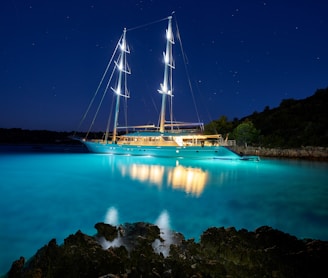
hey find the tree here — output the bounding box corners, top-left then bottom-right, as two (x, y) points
(204, 115), (235, 137)
(233, 120), (260, 147)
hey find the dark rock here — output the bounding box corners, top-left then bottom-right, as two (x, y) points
(200, 225), (328, 277)
(7, 256), (25, 278)
(6, 223), (328, 278)
(119, 222), (161, 250)
(95, 222), (118, 241)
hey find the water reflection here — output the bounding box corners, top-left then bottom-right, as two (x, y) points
(130, 164), (165, 186)
(104, 206), (119, 226)
(118, 159), (208, 196)
(152, 210), (172, 257)
(168, 165), (208, 196)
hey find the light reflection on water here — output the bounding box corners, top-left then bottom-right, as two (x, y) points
(0, 149), (327, 274)
(119, 159), (209, 196)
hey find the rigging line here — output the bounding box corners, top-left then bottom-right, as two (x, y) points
(126, 16), (169, 32)
(74, 34), (122, 137)
(169, 59), (174, 131)
(86, 57), (118, 138)
(173, 15), (202, 124)
(104, 94), (115, 143)
(124, 71), (130, 133)
(195, 79), (215, 125)
(123, 96), (129, 134)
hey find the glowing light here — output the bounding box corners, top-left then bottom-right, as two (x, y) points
(164, 52), (169, 64)
(115, 87), (121, 95)
(166, 28), (173, 41)
(155, 210), (170, 230)
(104, 206), (118, 225)
(120, 40), (126, 52)
(160, 83), (168, 93)
(100, 207), (123, 249)
(152, 210), (172, 257)
(118, 59), (123, 71)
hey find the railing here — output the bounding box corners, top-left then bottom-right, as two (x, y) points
(224, 140), (236, 146)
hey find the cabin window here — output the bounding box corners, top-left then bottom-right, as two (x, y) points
(163, 136), (173, 141)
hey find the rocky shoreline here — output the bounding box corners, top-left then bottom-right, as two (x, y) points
(6, 222), (328, 278)
(231, 146), (328, 161)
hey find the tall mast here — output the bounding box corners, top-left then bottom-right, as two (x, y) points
(158, 16), (175, 133)
(112, 28), (130, 143)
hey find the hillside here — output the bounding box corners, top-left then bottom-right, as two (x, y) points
(204, 87), (328, 148)
(242, 87), (328, 147)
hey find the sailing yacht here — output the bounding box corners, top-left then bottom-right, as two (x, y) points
(75, 15), (259, 161)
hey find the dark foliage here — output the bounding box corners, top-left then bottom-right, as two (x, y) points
(206, 87), (328, 148)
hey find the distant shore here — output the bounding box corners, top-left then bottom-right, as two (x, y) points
(231, 146), (328, 161)
(1, 128), (327, 160)
(1, 142), (328, 161)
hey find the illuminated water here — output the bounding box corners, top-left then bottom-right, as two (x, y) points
(1, 145), (328, 274)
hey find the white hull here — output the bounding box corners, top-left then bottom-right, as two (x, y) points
(81, 140), (258, 160)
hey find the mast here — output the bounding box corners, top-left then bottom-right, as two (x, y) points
(111, 28), (130, 143)
(158, 16), (175, 133)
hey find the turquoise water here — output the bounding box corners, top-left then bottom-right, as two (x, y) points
(1, 146), (328, 274)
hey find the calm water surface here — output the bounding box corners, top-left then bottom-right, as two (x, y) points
(1, 145), (328, 274)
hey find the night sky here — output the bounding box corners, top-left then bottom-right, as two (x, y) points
(1, 0), (327, 132)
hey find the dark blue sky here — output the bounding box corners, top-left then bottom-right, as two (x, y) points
(1, 0), (327, 131)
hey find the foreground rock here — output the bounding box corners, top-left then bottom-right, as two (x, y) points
(6, 223), (328, 278)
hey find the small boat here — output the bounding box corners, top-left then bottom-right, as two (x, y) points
(74, 14), (259, 161)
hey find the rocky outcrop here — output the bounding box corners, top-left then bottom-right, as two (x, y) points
(231, 146), (328, 160)
(6, 223), (328, 278)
